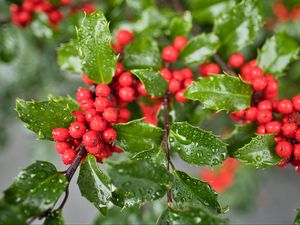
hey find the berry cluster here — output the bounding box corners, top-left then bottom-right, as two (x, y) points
(273, 1), (300, 22)
(225, 53), (300, 172)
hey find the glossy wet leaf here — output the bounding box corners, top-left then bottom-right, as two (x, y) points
(257, 32), (299, 78)
(114, 119), (164, 153)
(184, 74), (252, 112)
(16, 96), (79, 140)
(57, 39), (81, 74)
(0, 199), (28, 225)
(172, 170), (221, 213)
(169, 122), (227, 166)
(78, 155), (112, 215)
(4, 161), (68, 217)
(180, 33), (220, 65)
(107, 156), (169, 208)
(293, 207), (300, 225)
(131, 69), (168, 97)
(78, 10), (117, 84)
(123, 37), (162, 70)
(213, 0), (264, 54)
(168, 11), (192, 39)
(157, 205), (228, 225)
(43, 210), (64, 225)
(231, 134), (281, 168)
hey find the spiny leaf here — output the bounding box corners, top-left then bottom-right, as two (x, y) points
(168, 11), (192, 39)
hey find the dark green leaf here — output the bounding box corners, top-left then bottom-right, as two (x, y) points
(0, 25), (18, 63)
(172, 170), (221, 213)
(78, 10), (118, 84)
(257, 32), (299, 78)
(276, 21), (300, 43)
(114, 119), (164, 153)
(123, 37), (162, 70)
(77, 155), (112, 215)
(293, 208), (300, 225)
(169, 122), (227, 166)
(231, 134), (281, 168)
(43, 210), (64, 225)
(168, 11), (192, 39)
(0, 199), (27, 225)
(16, 96), (79, 140)
(213, 0), (264, 54)
(107, 156), (169, 208)
(57, 39), (81, 74)
(4, 161), (68, 217)
(225, 123), (257, 154)
(131, 69), (168, 97)
(184, 74), (252, 112)
(180, 33), (220, 65)
(157, 205), (228, 225)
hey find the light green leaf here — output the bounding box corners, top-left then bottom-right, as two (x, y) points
(168, 11), (192, 39)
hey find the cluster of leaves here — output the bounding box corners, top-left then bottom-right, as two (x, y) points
(1, 0), (300, 224)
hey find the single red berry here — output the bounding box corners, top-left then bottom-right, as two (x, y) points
(94, 97), (112, 112)
(81, 74), (94, 85)
(292, 95), (300, 111)
(112, 42), (123, 53)
(116, 29), (134, 46)
(295, 129), (300, 142)
(172, 70), (185, 81)
(17, 11), (32, 26)
(265, 79), (279, 93)
(81, 3), (96, 14)
(168, 79), (181, 93)
(72, 139), (81, 148)
(72, 110), (85, 122)
(198, 63), (220, 77)
(86, 142), (104, 155)
(52, 128), (70, 142)
(102, 127), (117, 143)
(23, 1), (35, 12)
(282, 122), (298, 138)
(245, 107), (258, 122)
(36, 1), (53, 12)
(118, 108), (131, 122)
(274, 135), (284, 143)
(118, 86), (135, 102)
(83, 130), (100, 147)
(69, 121), (87, 138)
(118, 72), (134, 87)
(248, 59), (257, 67)
(115, 62), (124, 76)
(175, 89), (188, 103)
(294, 144), (300, 160)
(256, 110), (272, 124)
(228, 53), (245, 68)
(173, 36), (188, 51)
(48, 10), (63, 26)
(112, 146), (123, 153)
(103, 107), (119, 123)
(257, 125), (266, 134)
(137, 82), (148, 96)
(62, 148), (76, 165)
(55, 142), (71, 154)
(275, 141), (293, 158)
(241, 64), (253, 82)
(258, 100), (273, 111)
(76, 87), (93, 101)
(161, 46), (178, 62)
(265, 121), (281, 134)
(79, 98), (95, 111)
(160, 68), (173, 81)
(95, 84), (111, 97)
(183, 78), (193, 88)
(85, 109), (98, 123)
(277, 99), (293, 114)
(181, 68), (193, 79)
(10, 4), (20, 14)
(248, 67), (264, 81)
(232, 110), (245, 119)
(252, 77), (267, 91)
(61, 0), (71, 5)
(89, 115), (107, 132)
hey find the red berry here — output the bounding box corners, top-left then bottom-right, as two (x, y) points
(256, 110), (272, 124)
(168, 79), (181, 93)
(81, 3), (95, 14)
(52, 128), (70, 142)
(94, 97), (112, 112)
(86, 142), (104, 155)
(161, 46), (178, 62)
(252, 77), (267, 91)
(79, 98), (95, 111)
(258, 100), (272, 111)
(172, 70), (185, 81)
(112, 146), (123, 153)
(118, 108), (131, 122)
(245, 107), (258, 122)
(275, 141), (293, 158)
(48, 10), (63, 26)
(61, 0), (70, 5)
(277, 99), (293, 114)
(116, 29), (134, 46)
(69, 121), (86, 138)
(82, 74), (94, 85)
(103, 107), (119, 123)
(198, 63), (220, 77)
(118, 72), (134, 87)
(160, 68), (172, 81)
(294, 144), (300, 160)
(118, 86), (135, 102)
(265, 121), (281, 134)
(183, 78), (193, 88)
(73, 110), (85, 122)
(55, 142), (71, 154)
(137, 82), (148, 96)
(282, 122), (298, 138)
(90, 116), (107, 132)
(62, 148), (76, 165)
(295, 129), (300, 142)
(95, 84), (111, 97)
(102, 128), (117, 143)
(228, 53), (245, 68)
(292, 95), (300, 111)
(248, 67), (264, 81)
(274, 135), (284, 143)
(85, 109), (97, 123)
(115, 62), (124, 76)
(175, 89), (188, 103)
(173, 36), (188, 51)
(181, 68), (193, 79)
(23, 1), (35, 12)
(76, 87), (93, 101)
(257, 125), (266, 134)
(83, 130), (100, 147)
(265, 79), (279, 93)
(17, 11), (32, 26)
(241, 64), (253, 82)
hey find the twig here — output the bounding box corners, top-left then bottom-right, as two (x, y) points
(0, 18), (10, 26)
(213, 54), (236, 76)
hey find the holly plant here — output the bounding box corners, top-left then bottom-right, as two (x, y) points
(2, 0), (300, 224)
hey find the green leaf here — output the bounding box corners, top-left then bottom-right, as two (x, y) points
(4, 161), (68, 217)
(57, 39), (81, 74)
(169, 122), (227, 166)
(225, 123), (257, 154)
(172, 170), (221, 213)
(213, 0), (264, 54)
(43, 210), (64, 225)
(16, 96), (79, 140)
(179, 33), (220, 65)
(123, 37), (162, 70)
(77, 155), (112, 215)
(131, 69), (168, 97)
(107, 156), (169, 208)
(293, 207), (300, 225)
(157, 205), (228, 225)
(77, 10), (118, 84)
(231, 134), (281, 168)
(184, 74), (252, 112)
(168, 11), (192, 39)
(0, 199), (28, 225)
(0, 25), (18, 63)
(257, 32), (299, 78)
(114, 119), (164, 153)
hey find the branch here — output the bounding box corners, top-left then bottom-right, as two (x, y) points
(213, 54), (236, 76)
